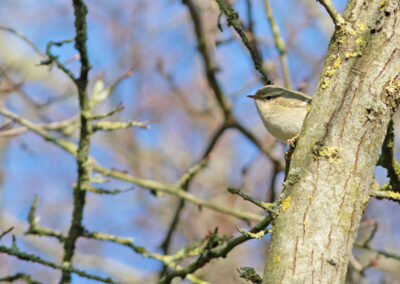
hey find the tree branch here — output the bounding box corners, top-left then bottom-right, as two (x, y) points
(263, 0), (291, 88)
(377, 120), (400, 192)
(215, 0), (272, 85)
(0, 25), (45, 59)
(60, 1), (92, 282)
(158, 215), (272, 283)
(316, 0), (345, 27)
(0, 245), (116, 283)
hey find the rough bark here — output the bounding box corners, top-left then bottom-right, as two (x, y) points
(262, 0), (400, 283)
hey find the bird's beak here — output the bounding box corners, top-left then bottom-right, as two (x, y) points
(247, 95), (261, 100)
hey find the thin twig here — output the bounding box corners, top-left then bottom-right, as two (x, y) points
(266, 162), (280, 202)
(244, 0), (265, 84)
(263, 0), (291, 88)
(89, 69), (134, 108)
(0, 105), (261, 221)
(83, 230), (208, 283)
(26, 195), (65, 242)
(182, 0), (231, 119)
(84, 185), (134, 195)
(94, 161), (264, 222)
(175, 156), (211, 188)
(377, 120), (400, 192)
(215, 0), (272, 85)
(370, 190), (400, 203)
(227, 187), (273, 212)
(41, 39), (77, 82)
(0, 245), (117, 283)
(233, 121), (284, 171)
(159, 123), (229, 278)
(0, 25), (45, 59)
(0, 105), (79, 154)
(0, 273), (42, 284)
(88, 103), (125, 120)
(0, 116), (78, 137)
(316, 0), (345, 27)
(0, 227), (14, 241)
(92, 120), (150, 131)
(159, 2), (272, 275)
(361, 220), (378, 247)
(0, 105), (263, 222)
(156, 60), (211, 116)
(158, 215), (272, 284)
(354, 243), (400, 261)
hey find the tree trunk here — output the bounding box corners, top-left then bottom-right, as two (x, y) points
(262, 0), (400, 283)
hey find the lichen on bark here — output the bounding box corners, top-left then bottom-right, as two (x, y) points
(262, 0), (400, 283)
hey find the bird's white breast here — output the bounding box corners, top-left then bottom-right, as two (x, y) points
(254, 100), (308, 141)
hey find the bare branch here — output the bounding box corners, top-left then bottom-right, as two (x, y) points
(0, 25), (45, 59)
(84, 184), (134, 195)
(60, 1), (92, 282)
(227, 186), (275, 212)
(158, 215), (272, 283)
(182, 0), (231, 118)
(40, 39), (77, 82)
(0, 227), (14, 241)
(377, 120), (400, 192)
(316, 0), (345, 27)
(0, 116), (78, 137)
(263, 0), (291, 88)
(0, 245), (117, 283)
(92, 120), (150, 132)
(0, 104), (262, 221)
(175, 155), (211, 188)
(215, 0), (272, 85)
(354, 243), (400, 262)
(26, 195), (65, 242)
(370, 189), (400, 203)
(0, 273), (42, 284)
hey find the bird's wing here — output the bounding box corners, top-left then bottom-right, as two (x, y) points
(280, 88), (311, 106)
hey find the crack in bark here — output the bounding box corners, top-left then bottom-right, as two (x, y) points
(312, 269), (315, 284)
(339, 84), (361, 140)
(326, 226), (333, 250)
(292, 236), (299, 276)
(386, 9), (398, 43)
(373, 49), (397, 85)
(302, 159), (320, 243)
(353, 125), (369, 174)
(345, 202), (358, 249)
(279, 268), (286, 284)
(311, 249), (314, 266)
(320, 252), (324, 280)
(338, 174), (351, 216)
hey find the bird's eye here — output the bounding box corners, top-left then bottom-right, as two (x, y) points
(266, 96), (272, 100)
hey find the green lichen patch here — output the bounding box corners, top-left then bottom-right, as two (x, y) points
(380, 0), (387, 12)
(384, 76), (400, 110)
(321, 56), (342, 89)
(285, 168), (302, 186)
(365, 102), (386, 123)
(272, 254), (281, 263)
(345, 51), (363, 59)
(281, 196), (291, 212)
(312, 142), (343, 164)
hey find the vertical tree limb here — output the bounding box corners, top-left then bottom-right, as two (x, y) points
(262, 0), (400, 283)
(60, 0), (92, 283)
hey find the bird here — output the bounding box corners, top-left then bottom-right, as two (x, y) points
(247, 85), (311, 141)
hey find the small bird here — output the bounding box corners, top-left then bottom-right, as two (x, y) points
(248, 85), (311, 141)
